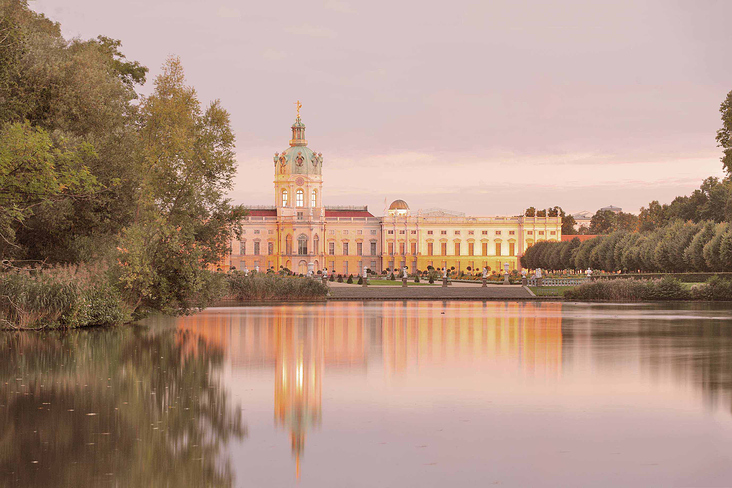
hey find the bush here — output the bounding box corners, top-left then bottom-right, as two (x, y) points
(691, 276), (732, 301)
(347, 274), (353, 284)
(0, 265), (132, 329)
(357, 276), (363, 285)
(329, 274), (335, 282)
(564, 277), (689, 301)
(226, 272), (328, 301)
(337, 274), (343, 283)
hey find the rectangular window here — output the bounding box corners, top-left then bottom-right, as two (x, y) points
(388, 230), (394, 235)
(482, 242), (488, 255)
(454, 230), (461, 235)
(329, 260), (334, 270)
(411, 230), (417, 235)
(298, 239), (307, 255)
(468, 243), (474, 256)
(509, 242), (516, 256)
(427, 230), (434, 235)
(399, 242), (405, 255)
(254, 241), (260, 255)
(454, 242), (461, 256)
(550, 231), (556, 235)
(441, 230), (447, 235)
(527, 231), (533, 235)
(239, 241), (246, 255)
(371, 260), (376, 270)
(441, 242), (447, 255)
(357, 230), (363, 235)
(297, 212), (303, 221)
(411, 242), (417, 255)
(427, 242), (434, 255)
(344, 261), (348, 274)
(370, 241), (377, 255)
(495, 243), (502, 256)
(254, 230), (260, 235)
(370, 230), (377, 235)
(388, 242), (394, 255)
(268, 242), (274, 255)
(509, 230), (515, 235)
(482, 230), (488, 235)
(343, 242), (349, 255)
(329, 242), (335, 255)
(329, 230), (335, 235)
(539, 231), (545, 235)
(268, 230), (273, 234)
(399, 230), (405, 235)
(495, 230), (502, 235)
(468, 230), (474, 235)
(343, 230), (349, 235)
(357, 242), (363, 256)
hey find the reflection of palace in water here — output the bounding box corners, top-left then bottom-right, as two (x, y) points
(176, 302), (564, 475)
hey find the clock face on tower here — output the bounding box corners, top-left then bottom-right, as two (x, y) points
(295, 177), (305, 186)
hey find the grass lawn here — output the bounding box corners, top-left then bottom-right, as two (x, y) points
(365, 280), (436, 286)
(528, 286), (574, 297)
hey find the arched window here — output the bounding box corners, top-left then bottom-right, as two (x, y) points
(282, 189), (288, 207)
(313, 235), (319, 254)
(311, 189), (317, 207)
(298, 234), (308, 255)
(296, 189), (304, 207)
(285, 235), (292, 255)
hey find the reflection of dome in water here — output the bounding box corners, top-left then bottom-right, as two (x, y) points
(388, 199), (409, 216)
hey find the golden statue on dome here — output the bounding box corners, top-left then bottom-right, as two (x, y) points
(295, 100), (302, 118)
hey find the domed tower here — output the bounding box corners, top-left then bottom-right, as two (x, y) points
(387, 199), (410, 217)
(273, 101), (324, 219)
(272, 102), (325, 274)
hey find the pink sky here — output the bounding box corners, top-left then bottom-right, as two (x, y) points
(33, 0), (732, 216)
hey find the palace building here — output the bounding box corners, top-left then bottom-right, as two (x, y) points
(228, 105), (562, 275)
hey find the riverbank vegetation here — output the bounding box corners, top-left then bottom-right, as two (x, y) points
(1, 1), (244, 328)
(226, 273), (328, 301)
(563, 276), (732, 301)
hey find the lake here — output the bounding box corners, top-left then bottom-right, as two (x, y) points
(2, 301), (732, 487)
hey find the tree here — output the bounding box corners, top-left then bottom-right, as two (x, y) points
(524, 207), (536, 217)
(115, 57), (245, 314)
(684, 221), (716, 271)
(562, 214), (577, 235)
(638, 201), (668, 232)
(589, 210), (616, 234)
(703, 223), (729, 271)
(0, 122), (98, 256)
(717, 89), (732, 175)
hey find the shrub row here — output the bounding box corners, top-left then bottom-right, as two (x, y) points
(0, 271), (131, 329)
(226, 272), (328, 301)
(522, 220), (732, 273)
(564, 276), (732, 301)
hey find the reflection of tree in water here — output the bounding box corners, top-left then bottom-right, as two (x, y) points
(0, 327), (245, 487)
(564, 304), (732, 415)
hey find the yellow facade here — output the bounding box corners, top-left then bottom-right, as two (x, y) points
(228, 110), (561, 274)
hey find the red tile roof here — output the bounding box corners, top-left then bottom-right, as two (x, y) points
(561, 234), (597, 242)
(325, 210), (374, 218)
(247, 209), (277, 216)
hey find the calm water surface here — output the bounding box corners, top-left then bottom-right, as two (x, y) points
(2, 301), (732, 487)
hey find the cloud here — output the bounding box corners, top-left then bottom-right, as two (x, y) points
(216, 6), (241, 19)
(262, 49), (288, 60)
(286, 24), (337, 39)
(323, 0), (354, 13)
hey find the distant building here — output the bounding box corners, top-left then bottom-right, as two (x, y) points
(571, 210), (593, 230)
(226, 107), (562, 274)
(599, 205), (622, 214)
(571, 205), (623, 231)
